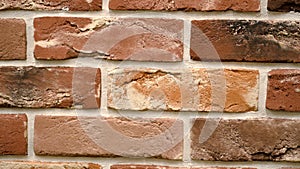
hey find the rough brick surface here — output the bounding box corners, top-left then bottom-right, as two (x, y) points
(109, 0), (260, 12)
(108, 68), (258, 112)
(0, 161), (101, 169)
(34, 116), (183, 160)
(268, 0), (300, 12)
(266, 69), (300, 112)
(0, 67), (100, 108)
(0, 0), (102, 11)
(34, 17), (183, 62)
(0, 114), (27, 155)
(111, 165), (256, 169)
(0, 18), (26, 60)
(191, 118), (300, 161)
(191, 20), (300, 62)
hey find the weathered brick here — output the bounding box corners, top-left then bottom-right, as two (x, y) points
(0, 114), (27, 155)
(268, 0), (300, 12)
(0, 161), (101, 169)
(108, 68), (258, 112)
(0, 0), (102, 11)
(34, 17), (183, 61)
(109, 0), (260, 12)
(0, 67), (100, 108)
(191, 118), (300, 161)
(266, 69), (300, 112)
(111, 165), (256, 169)
(191, 20), (300, 62)
(0, 18), (26, 60)
(34, 116), (183, 160)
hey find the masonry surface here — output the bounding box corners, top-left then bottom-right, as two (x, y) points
(0, 0), (299, 169)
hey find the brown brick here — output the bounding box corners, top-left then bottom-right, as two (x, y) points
(266, 69), (300, 112)
(0, 114), (27, 155)
(191, 118), (300, 161)
(0, 67), (100, 108)
(268, 0), (300, 12)
(0, 0), (102, 11)
(0, 18), (26, 60)
(191, 20), (300, 62)
(108, 68), (258, 112)
(0, 161), (101, 169)
(111, 165), (256, 169)
(34, 116), (183, 160)
(109, 0), (260, 12)
(34, 17), (183, 62)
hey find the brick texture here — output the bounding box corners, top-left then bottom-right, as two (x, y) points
(0, 161), (101, 169)
(266, 69), (300, 112)
(191, 118), (300, 161)
(34, 116), (183, 160)
(34, 17), (183, 62)
(109, 0), (260, 12)
(191, 20), (300, 62)
(111, 165), (256, 169)
(268, 0), (300, 12)
(0, 0), (102, 11)
(0, 18), (26, 60)
(0, 114), (27, 155)
(108, 68), (258, 112)
(0, 67), (100, 108)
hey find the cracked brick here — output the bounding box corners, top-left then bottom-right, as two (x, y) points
(0, 0), (102, 11)
(0, 18), (26, 60)
(107, 68), (259, 112)
(109, 0), (260, 12)
(191, 20), (300, 62)
(191, 118), (300, 162)
(34, 116), (183, 160)
(266, 69), (300, 112)
(268, 0), (300, 12)
(0, 66), (101, 108)
(34, 17), (183, 62)
(0, 114), (27, 155)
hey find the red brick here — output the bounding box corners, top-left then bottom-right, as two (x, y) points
(0, 0), (102, 11)
(108, 68), (258, 112)
(34, 17), (183, 62)
(0, 161), (101, 169)
(191, 20), (300, 62)
(191, 118), (300, 161)
(0, 18), (26, 60)
(109, 0), (260, 12)
(0, 114), (27, 155)
(268, 0), (300, 12)
(34, 116), (183, 160)
(111, 165), (256, 169)
(266, 69), (300, 112)
(0, 67), (100, 108)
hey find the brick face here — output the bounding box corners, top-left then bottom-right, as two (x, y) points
(0, 18), (26, 60)
(266, 69), (300, 112)
(0, 161), (101, 169)
(108, 68), (258, 112)
(0, 67), (100, 108)
(109, 0), (260, 12)
(191, 118), (300, 162)
(34, 116), (183, 160)
(111, 165), (256, 169)
(34, 17), (183, 62)
(268, 0), (300, 12)
(0, 0), (102, 11)
(191, 20), (300, 62)
(0, 114), (27, 155)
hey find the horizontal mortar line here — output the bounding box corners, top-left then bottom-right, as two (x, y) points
(0, 109), (299, 119)
(0, 155), (299, 169)
(0, 10), (299, 20)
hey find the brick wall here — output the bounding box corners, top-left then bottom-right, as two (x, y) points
(0, 0), (299, 169)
